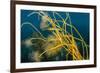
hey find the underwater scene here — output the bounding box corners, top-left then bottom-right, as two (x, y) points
(21, 10), (90, 63)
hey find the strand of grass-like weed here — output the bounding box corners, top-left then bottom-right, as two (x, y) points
(82, 42), (85, 59)
(63, 44), (80, 60)
(52, 12), (69, 44)
(62, 46), (77, 60)
(52, 12), (61, 27)
(27, 11), (88, 60)
(47, 17), (87, 59)
(39, 44), (64, 58)
(63, 13), (69, 33)
(39, 41), (82, 60)
(66, 14), (88, 59)
(57, 23), (89, 49)
(47, 21), (85, 48)
(21, 22), (46, 39)
(48, 19), (62, 43)
(61, 13), (88, 59)
(71, 25), (89, 59)
(39, 11), (63, 43)
(64, 43), (83, 60)
(53, 12), (70, 35)
(53, 12), (67, 31)
(30, 38), (46, 42)
(27, 12), (43, 17)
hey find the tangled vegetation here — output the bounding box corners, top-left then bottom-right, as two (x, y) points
(21, 11), (89, 62)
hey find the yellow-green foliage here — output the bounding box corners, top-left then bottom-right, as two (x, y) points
(22, 11), (89, 61)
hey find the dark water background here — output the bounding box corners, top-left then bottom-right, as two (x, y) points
(21, 10), (90, 62)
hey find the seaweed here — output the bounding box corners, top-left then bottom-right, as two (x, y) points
(21, 11), (89, 62)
